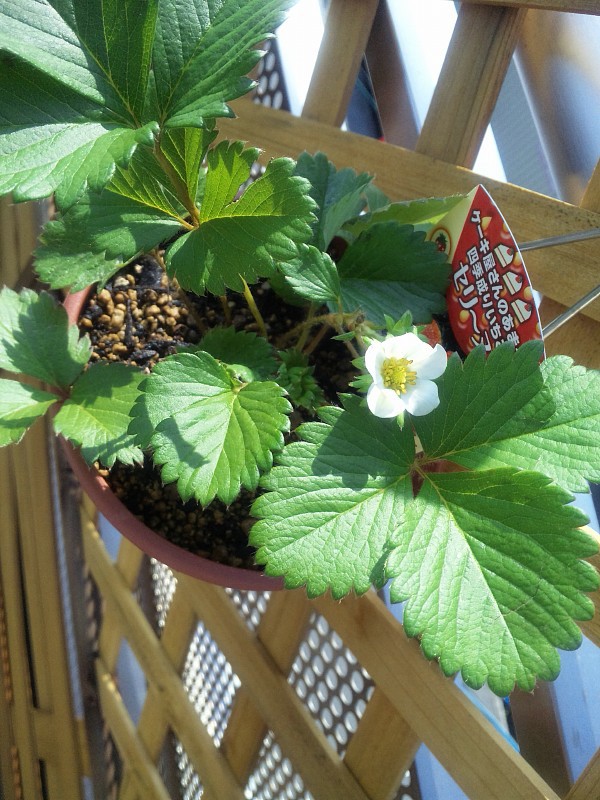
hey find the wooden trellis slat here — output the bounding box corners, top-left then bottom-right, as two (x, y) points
(80, 514), (600, 800)
(539, 157), (600, 365)
(178, 576), (372, 800)
(416, 4), (527, 168)
(81, 520), (246, 800)
(4, 419), (85, 799)
(95, 658), (171, 800)
(343, 688), (420, 800)
(117, 573), (197, 800)
(313, 593), (561, 800)
(220, 589), (313, 783)
(565, 747), (600, 800)
(457, 0), (599, 14)
(301, 0), (379, 127)
(0, 446), (44, 800)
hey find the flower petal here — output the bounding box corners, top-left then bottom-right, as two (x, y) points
(412, 343), (447, 380)
(404, 379), (440, 416)
(365, 340), (385, 382)
(367, 384), (405, 418)
(383, 332), (422, 360)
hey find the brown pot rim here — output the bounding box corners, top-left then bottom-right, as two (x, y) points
(63, 288), (283, 591)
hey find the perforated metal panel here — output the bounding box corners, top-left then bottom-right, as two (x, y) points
(288, 612), (373, 756)
(148, 561), (422, 799)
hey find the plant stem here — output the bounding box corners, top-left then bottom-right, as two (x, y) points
(296, 303), (316, 351)
(153, 140), (200, 227)
(220, 295), (232, 325)
(334, 325), (360, 359)
(279, 312), (340, 346)
(240, 277), (268, 338)
(303, 322), (331, 356)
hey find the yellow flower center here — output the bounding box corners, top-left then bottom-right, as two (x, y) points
(382, 357), (417, 394)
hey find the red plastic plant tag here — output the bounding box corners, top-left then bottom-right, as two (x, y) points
(428, 185), (543, 355)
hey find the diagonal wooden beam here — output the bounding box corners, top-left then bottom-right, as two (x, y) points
(178, 577), (371, 800)
(220, 589), (313, 783)
(314, 592), (560, 800)
(221, 104), (600, 328)
(302, 0), (379, 127)
(344, 687), (420, 800)
(416, 4), (527, 168)
(83, 524), (245, 799)
(455, 0), (599, 14)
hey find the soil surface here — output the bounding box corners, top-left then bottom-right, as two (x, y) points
(81, 256), (354, 570)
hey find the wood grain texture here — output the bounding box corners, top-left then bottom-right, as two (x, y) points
(119, 586), (197, 800)
(83, 525), (245, 800)
(344, 688), (420, 800)
(96, 658), (171, 800)
(178, 577), (371, 800)
(538, 159), (600, 368)
(565, 747), (600, 799)
(457, 0), (600, 14)
(302, 0), (379, 127)
(220, 590), (313, 783)
(314, 592), (560, 800)
(13, 422), (85, 799)
(416, 4), (526, 167)
(0, 447), (44, 799)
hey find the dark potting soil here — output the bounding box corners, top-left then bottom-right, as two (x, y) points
(81, 256), (355, 570)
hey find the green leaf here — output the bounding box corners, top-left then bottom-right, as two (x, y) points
(35, 181), (184, 290)
(276, 349), (324, 412)
(0, 288), (90, 388)
(413, 342), (555, 464)
(130, 351), (291, 504)
(345, 194), (466, 239)
(165, 143), (315, 294)
(0, 378), (57, 446)
(363, 183), (390, 213)
(443, 355), (600, 493)
(336, 222), (450, 325)
(70, 0), (158, 120)
(0, 62), (158, 207)
(0, 1), (123, 108)
(153, 0), (295, 128)
(108, 145), (191, 220)
(159, 125), (217, 204)
(278, 245), (341, 304)
(294, 152), (371, 249)
(54, 362), (144, 467)
(250, 395), (415, 597)
(199, 140), (261, 221)
(387, 468), (598, 695)
(198, 327), (278, 382)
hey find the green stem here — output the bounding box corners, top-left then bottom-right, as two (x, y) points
(334, 324), (360, 359)
(296, 303), (317, 351)
(303, 321), (331, 356)
(280, 312), (341, 346)
(220, 295), (232, 326)
(153, 140), (200, 226)
(240, 277), (268, 338)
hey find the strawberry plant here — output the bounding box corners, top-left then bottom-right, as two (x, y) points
(0, 0), (598, 696)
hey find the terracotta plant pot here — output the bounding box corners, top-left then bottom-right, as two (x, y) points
(62, 289), (282, 591)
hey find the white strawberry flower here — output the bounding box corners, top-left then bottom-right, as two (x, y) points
(365, 332), (447, 419)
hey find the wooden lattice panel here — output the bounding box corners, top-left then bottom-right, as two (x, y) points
(79, 503), (600, 800)
(1, 1), (599, 798)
